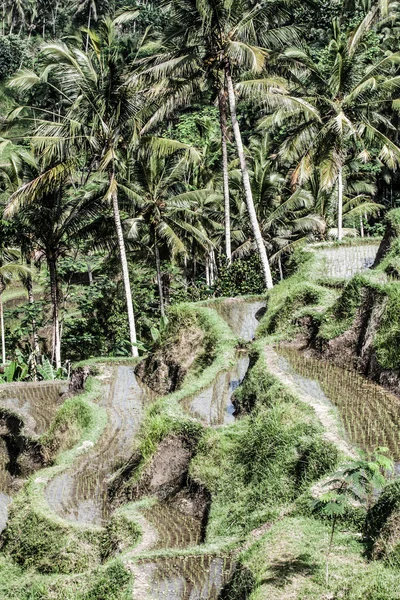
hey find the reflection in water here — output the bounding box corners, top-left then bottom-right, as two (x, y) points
(139, 555), (234, 600)
(184, 355), (250, 426)
(45, 366), (153, 524)
(212, 299), (265, 341)
(276, 346), (400, 461)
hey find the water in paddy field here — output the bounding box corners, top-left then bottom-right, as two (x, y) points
(45, 366), (154, 525)
(316, 243), (380, 279)
(184, 353), (249, 426)
(138, 555), (235, 600)
(0, 381), (65, 437)
(183, 300), (264, 426)
(212, 299), (265, 341)
(276, 346), (400, 462)
(0, 381), (64, 531)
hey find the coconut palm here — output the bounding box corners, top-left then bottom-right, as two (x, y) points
(3, 153), (104, 369)
(122, 149), (217, 316)
(132, 0), (297, 287)
(243, 10), (400, 240)
(307, 158), (382, 239)
(229, 136), (324, 276)
(8, 18), (144, 357)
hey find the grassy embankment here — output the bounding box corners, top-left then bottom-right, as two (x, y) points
(0, 301), (239, 597)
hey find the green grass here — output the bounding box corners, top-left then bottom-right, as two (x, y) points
(190, 340), (339, 545)
(236, 515), (400, 600)
(120, 302), (239, 483)
(4, 377), (108, 574)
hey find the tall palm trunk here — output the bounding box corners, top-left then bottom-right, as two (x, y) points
(26, 259), (39, 355)
(48, 257), (61, 370)
(225, 68), (273, 289)
(218, 85), (232, 263)
(154, 231), (165, 318)
(338, 165), (343, 241)
(110, 172), (139, 358)
(86, 5), (91, 53)
(0, 276), (5, 365)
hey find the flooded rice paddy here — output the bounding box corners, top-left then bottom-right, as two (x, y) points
(45, 366), (154, 524)
(314, 243), (380, 279)
(0, 381), (64, 531)
(137, 555), (235, 600)
(183, 353), (250, 426)
(276, 346), (400, 461)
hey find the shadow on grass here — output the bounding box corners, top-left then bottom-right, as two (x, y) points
(260, 553), (318, 588)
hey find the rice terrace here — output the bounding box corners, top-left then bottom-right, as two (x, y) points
(2, 1), (400, 599)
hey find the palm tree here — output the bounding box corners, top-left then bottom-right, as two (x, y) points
(230, 136), (324, 276)
(243, 10), (400, 240)
(9, 18), (143, 357)
(307, 158), (382, 239)
(122, 149), (216, 316)
(132, 0), (296, 287)
(4, 155), (103, 369)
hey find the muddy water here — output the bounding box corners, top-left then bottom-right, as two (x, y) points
(45, 366), (153, 524)
(182, 300), (263, 426)
(212, 299), (265, 341)
(0, 381), (64, 531)
(138, 555), (235, 600)
(183, 354), (250, 426)
(276, 346), (400, 461)
(316, 243), (380, 279)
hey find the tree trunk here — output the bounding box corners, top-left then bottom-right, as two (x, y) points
(86, 6), (91, 53)
(0, 277), (5, 365)
(26, 260), (39, 355)
(48, 258), (61, 370)
(154, 233), (165, 318)
(218, 85), (232, 263)
(110, 174), (139, 357)
(338, 165), (343, 241)
(225, 68), (273, 289)
(278, 255), (284, 281)
(360, 215), (364, 238)
(87, 262), (94, 285)
(205, 257), (210, 286)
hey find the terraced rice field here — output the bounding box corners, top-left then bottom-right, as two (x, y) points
(183, 353), (249, 426)
(314, 243), (380, 279)
(45, 366), (154, 524)
(276, 346), (400, 461)
(212, 299), (265, 341)
(137, 555), (235, 600)
(0, 381), (65, 437)
(0, 381), (64, 531)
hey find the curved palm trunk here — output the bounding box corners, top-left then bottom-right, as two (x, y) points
(338, 165), (343, 241)
(154, 232), (165, 318)
(218, 86), (232, 263)
(48, 258), (61, 370)
(225, 68), (274, 289)
(110, 176), (139, 358)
